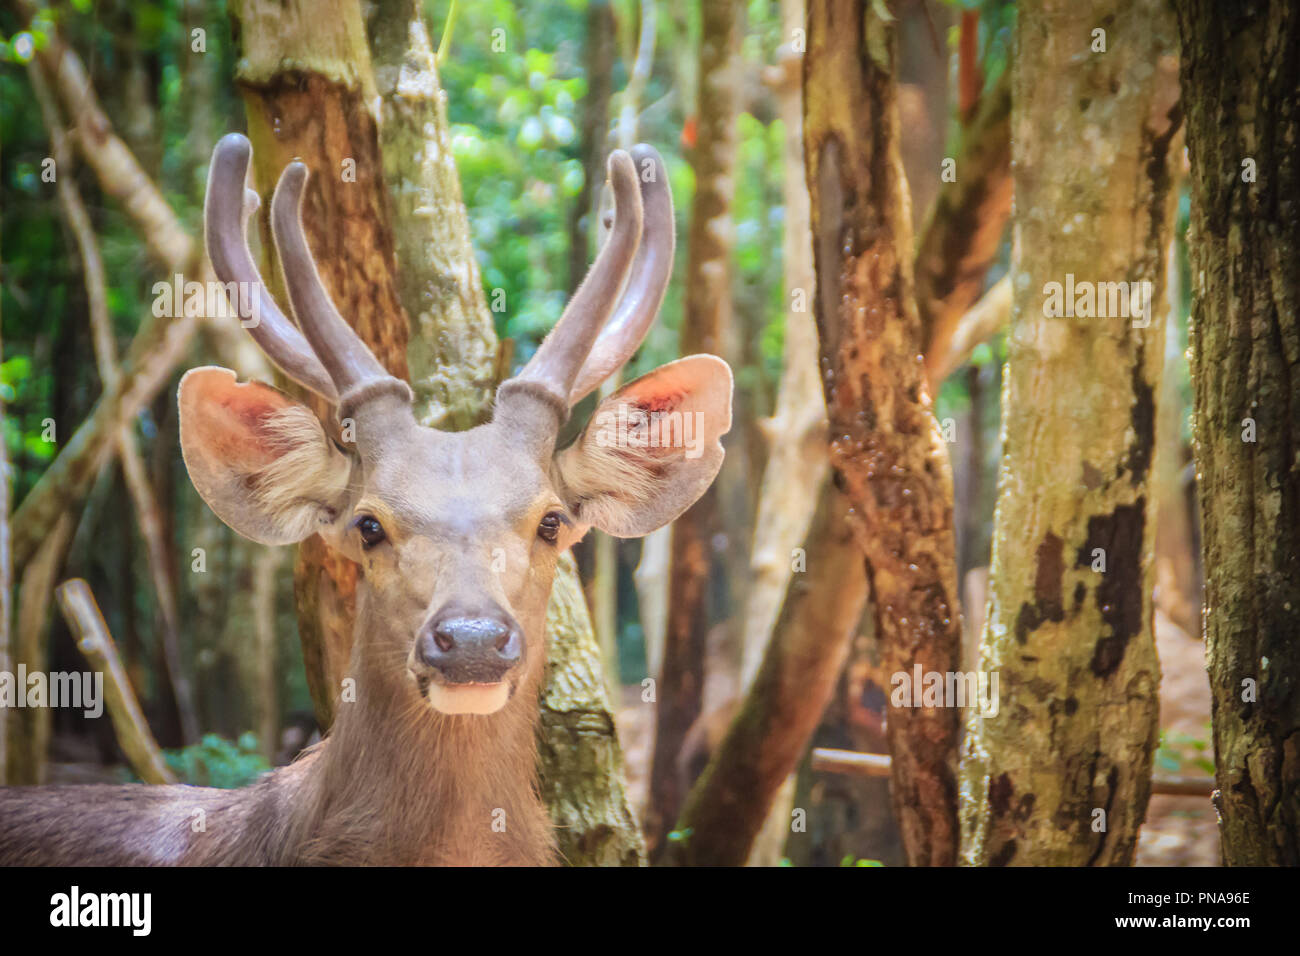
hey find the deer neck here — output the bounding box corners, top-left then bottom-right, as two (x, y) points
(293, 600), (554, 865)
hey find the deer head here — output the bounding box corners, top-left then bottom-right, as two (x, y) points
(180, 133), (731, 718)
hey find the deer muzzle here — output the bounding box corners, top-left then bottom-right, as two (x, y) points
(412, 606), (524, 715)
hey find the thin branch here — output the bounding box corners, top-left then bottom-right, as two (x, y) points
(11, 303), (201, 571)
(10, 14), (211, 570)
(56, 580), (177, 785)
(29, 61), (200, 745)
(618, 0), (657, 149)
(811, 749), (1214, 798)
(915, 67), (1012, 388)
(27, 10), (194, 271)
(932, 274), (1011, 383)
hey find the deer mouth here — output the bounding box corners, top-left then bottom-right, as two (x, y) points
(424, 680), (512, 716)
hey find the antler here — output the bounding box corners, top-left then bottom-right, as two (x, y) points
(205, 133), (410, 420)
(270, 161), (412, 413)
(499, 149), (643, 416)
(205, 134), (340, 403)
(567, 145), (675, 405)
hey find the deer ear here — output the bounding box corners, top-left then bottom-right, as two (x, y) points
(179, 366), (354, 545)
(555, 355), (733, 537)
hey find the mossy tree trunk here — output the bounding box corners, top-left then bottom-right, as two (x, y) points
(960, 0), (1182, 866)
(1174, 0), (1300, 866)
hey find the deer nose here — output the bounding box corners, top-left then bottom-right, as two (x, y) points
(416, 610), (523, 684)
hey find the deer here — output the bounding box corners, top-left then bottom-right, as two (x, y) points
(0, 133), (732, 866)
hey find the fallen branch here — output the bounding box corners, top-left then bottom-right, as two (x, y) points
(811, 748), (1214, 798)
(55, 580), (176, 785)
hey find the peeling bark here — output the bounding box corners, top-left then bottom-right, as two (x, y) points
(803, 0), (964, 867)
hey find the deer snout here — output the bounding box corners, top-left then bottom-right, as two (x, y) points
(415, 609), (523, 686)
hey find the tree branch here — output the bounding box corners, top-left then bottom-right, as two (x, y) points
(29, 59), (200, 745)
(915, 67), (1011, 387)
(56, 580), (176, 785)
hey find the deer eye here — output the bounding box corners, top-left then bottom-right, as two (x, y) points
(538, 512), (565, 544)
(355, 515), (387, 549)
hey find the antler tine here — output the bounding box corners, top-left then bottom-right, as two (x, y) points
(205, 134), (339, 403)
(502, 149), (643, 415)
(270, 161), (412, 414)
(567, 144), (675, 405)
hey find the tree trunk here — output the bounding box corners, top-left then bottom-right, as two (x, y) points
(1174, 0), (1300, 866)
(741, 0), (826, 690)
(961, 0), (1181, 866)
(663, 484), (867, 865)
(646, 0), (745, 856)
(804, 0), (963, 867)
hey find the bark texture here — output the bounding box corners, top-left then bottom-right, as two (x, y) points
(369, 0), (499, 432)
(961, 0), (1182, 866)
(804, 0), (964, 867)
(647, 0), (745, 856)
(1175, 0), (1300, 865)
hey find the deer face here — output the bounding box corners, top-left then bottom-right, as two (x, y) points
(179, 135), (731, 717)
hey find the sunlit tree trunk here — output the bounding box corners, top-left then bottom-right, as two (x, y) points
(735, 0), (826, 866)
(961, 0), (1181, 866)
(1174, 0), (1300, 866)
(804, 0), (963, 867)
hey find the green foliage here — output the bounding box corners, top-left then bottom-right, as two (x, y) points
(1155, 727), (1215, 778)
(158, 733), (272, 789)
